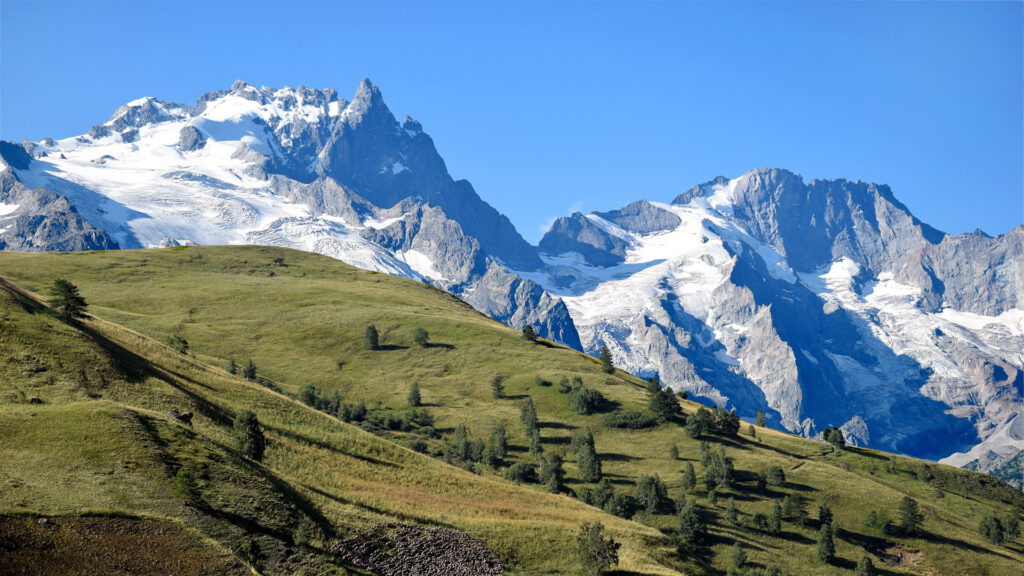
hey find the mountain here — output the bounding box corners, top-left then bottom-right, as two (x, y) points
(1, 81), (1021, 478)
(528, 168), (1024, 473)
(0, 80), (579, 348)
(2, 246), (1022, 575)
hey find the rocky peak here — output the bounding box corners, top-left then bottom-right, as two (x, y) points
(538, 212), (630, 267)
(593, 200), (681, 235)
(403, 115), (423, 135)
(671, 174), (729, 205)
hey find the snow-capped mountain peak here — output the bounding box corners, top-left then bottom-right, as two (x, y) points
(0, 79), (582, 350)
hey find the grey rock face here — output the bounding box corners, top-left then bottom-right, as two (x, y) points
(538, 212), (629, 267)
(0, 169), (118, 252)
(178, 125), (207, 151)
(107, 97), (190, 133)
(594, 200), (681, 234)
(0, 141), (32, 170)
(462, 260), (582, 350)
(315, 80), (542, 272)
(909, 227), (1024, 316)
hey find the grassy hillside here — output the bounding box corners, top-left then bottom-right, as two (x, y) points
(1, 245), (1022, 576)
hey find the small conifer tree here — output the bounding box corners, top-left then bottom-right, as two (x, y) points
(407, 382), (421, 407)
(577, 521), (619, 576)
(855, 555), (875, 576)
(363, 325), (379, 351)
(413, 327), (429, 347)
(243, 359), (257, 381)
(899, 496), (924, 535)
(599, 344), (614, 374)
(49, 279), (87, 322)
(232, 410), (265, 461)
(816, 523), (835, 564)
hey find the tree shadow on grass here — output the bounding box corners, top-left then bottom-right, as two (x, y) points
(539, 421), (577, 430)
(599, 452), (641, 462)
(376, 345), (409, 351)
(424, 342), (454, 350)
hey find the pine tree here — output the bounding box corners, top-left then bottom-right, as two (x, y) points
(816, 523), (835, 564)
(243, 359), (257, 381)
(899, 496), (924, 535)
(568, 385), (604, 415)
(769, 500), (783, 535)
(784, 494), (808, 525)
(593, 479), (615, 509)
(232, 410), (265, 461)
(634, 474), (668, 514)
(49, 279), (88, 322)
(169, 335), (189, 354)
(576, 521), (620, 576)
(676, 500), (705, 551)
(528, 427), (543, 459)
(766, 465), (785, 486)
(855, 555), (875, 576)
(648, 389), (680, 422)
(520, 397), (538, 433)
(1004, 513), (1020, 540)
(704, 447), (734, 491)
(818, 502), (833, 527)
(540, 454), (565, 493)
(299, 384), (318, 406)
(578, 441), (603, 483)
(979, 514), (1004, 545)
(447, 423), (471, 462)
(363, 324), (379, 350)
(407, 382), (421, 407)
(681, 462), (697, 492)
(729, 543), (747, 572)
(668, 444), (679, 460)
(487, 423), (508, 463)
(227, 359), (238, 375)
(491, 375), (505, 398)
(413, 327), (429, 347)
(725, 497), (738, 524)
(599, 344), (614, 374)
(686, 407), (710, 439)
(823, 426), (846, 451)
(522, 324), (538, 342)
(755, 409), (767, 427)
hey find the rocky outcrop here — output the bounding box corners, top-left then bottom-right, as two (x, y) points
(463, 260), (582, 349)
(539, 212), (629, 267)
(594, 200), (681, 234)
(178, 126), (207, 151)
(0, 168), (117, 252)
(330, 522), (505, 576)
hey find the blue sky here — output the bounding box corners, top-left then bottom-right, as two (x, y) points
(2, 0), (1021, 241)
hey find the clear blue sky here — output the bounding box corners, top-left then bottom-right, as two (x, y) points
(2, 0), (1021, 241)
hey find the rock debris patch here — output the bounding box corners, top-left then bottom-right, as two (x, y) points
(330, 522), (505, 576)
